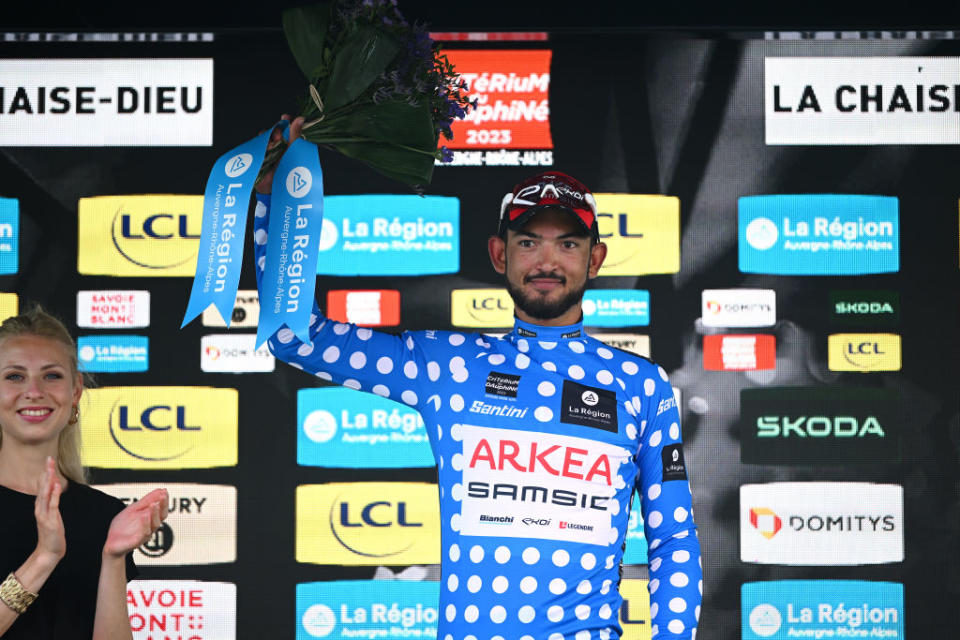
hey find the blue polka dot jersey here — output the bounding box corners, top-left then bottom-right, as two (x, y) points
(253, 194), (702, 640)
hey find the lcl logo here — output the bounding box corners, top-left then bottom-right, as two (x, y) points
(337, 501), (422, 528)
(847, 342), (884, 354)
(597, 212), (644, 238)
(116, 213), (199, 239)
(472, 297), (510, 310)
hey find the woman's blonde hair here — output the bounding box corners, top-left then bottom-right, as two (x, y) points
(0, 305), (88, 484)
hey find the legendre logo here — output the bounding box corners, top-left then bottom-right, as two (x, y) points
(740, 387), (900, 464)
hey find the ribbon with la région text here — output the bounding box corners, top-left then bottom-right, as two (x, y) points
(182, 121), (324, 347)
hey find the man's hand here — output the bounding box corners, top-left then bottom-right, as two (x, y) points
(254, 115), (305, 195)
(33, 457), (66, 564)
(103, 488), (169, 559)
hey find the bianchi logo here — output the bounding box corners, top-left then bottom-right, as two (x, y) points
(286, 167), (312, 198)
(749, 603), (782, 637)
(745, 217), (779, 250)
(224, 153), (252, 178)
(301, 603), (336, 637)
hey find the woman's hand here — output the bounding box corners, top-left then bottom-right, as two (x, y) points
(33, 457), (66, 564)
(103, 488), (169, 559)
(254, 115), (305, 195)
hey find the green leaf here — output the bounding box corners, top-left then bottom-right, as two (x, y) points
(333, 140), (436, 186)
(323, 26), (400, 111)
(282, 3), (334, 82)
(312, 99), (435, 150)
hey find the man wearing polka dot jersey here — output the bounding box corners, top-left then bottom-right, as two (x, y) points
(254, 117), (702, 639)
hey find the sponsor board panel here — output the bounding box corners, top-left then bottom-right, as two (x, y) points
(326, 289), (401, 326)
(316, 195), (459, 276)
(80, 387), (238, 469)
(620, 578), (652, 640)
(742, 580), (904, 639)
(296, 580), (440, 640)
(0, 59), (213, 146)
(701, 289), (776, 328)
(78, 335), (149, 373)
(441, 49), (553, 150)
(459, 424), (631, 546)
(590, 333), (651, 358)
(0, 197), (18, 274)
(623, 491), (649, 565)
(297, 387), (434, 468)
(738, 194), (899, 275)
(596, 194), (680, 276)
(296, 483), (440, 565)
(201, 290), (260, 328)
(703, 334), (775, 371)
(830, 290), (899, 325)
(740, 387), (901, 464)
(766, 56), (960, 145)
(127, 580), (235, 640)
(828, 333), (901, 372)
(200, 334), (275, 373)
(95, 483), (236, 565)
(450, 288), (514, 328)
(583, 290), (650, 327)
(740, 482), (903, 565)
(78, 195), (202, 276)
(77, 290), (150, 328)
(0, 293), (19, 323)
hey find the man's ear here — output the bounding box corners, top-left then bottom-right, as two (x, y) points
(488, 235), (507, 274)
(587, 241), (607, 279)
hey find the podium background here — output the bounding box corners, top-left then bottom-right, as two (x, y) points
(1, 5), (959, 638)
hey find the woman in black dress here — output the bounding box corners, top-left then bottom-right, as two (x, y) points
(0, 307), (168, 639)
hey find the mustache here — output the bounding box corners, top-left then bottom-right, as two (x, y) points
(524, 271), (566, 284)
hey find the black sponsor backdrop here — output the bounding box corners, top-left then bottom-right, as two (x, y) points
(1, 30), (959, 640)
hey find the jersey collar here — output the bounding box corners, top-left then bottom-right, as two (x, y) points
(509, 316), (585, 341)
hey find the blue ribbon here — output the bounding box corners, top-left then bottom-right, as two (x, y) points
(256, 137), (325, 346)
(181, 126), (274, 328)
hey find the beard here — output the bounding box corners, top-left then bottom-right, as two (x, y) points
(505, 267), (588, 321)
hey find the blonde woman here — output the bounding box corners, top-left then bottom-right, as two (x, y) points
(0, 307), (168, 639)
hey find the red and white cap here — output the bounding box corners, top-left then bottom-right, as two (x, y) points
(498, 171), (599, 242)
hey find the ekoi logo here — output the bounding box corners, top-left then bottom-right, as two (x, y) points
(78, 195), (203, 276)
(749, 507), (782, 539)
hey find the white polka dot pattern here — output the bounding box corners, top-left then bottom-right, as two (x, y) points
(250, 195), (701, 640)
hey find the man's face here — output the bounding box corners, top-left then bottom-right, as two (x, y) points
(488, 208), (606, 324)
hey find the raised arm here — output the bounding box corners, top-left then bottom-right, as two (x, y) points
(250, 117), (435, 414)
(0, 459), (64, 636)
(635, 368), (702, 640)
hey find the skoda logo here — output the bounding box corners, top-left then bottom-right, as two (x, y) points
(745, 217), (779, 251)
(581, 390), (599, 406)
(224, 153), (253, 178)
(286, 167), (312, 198)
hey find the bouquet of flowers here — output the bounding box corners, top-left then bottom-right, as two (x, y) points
(265, 0), (476, 189)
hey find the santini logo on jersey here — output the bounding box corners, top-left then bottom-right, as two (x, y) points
(469, 400), (527, 418)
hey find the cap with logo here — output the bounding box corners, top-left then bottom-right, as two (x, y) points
(499, 172), (599, 242)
